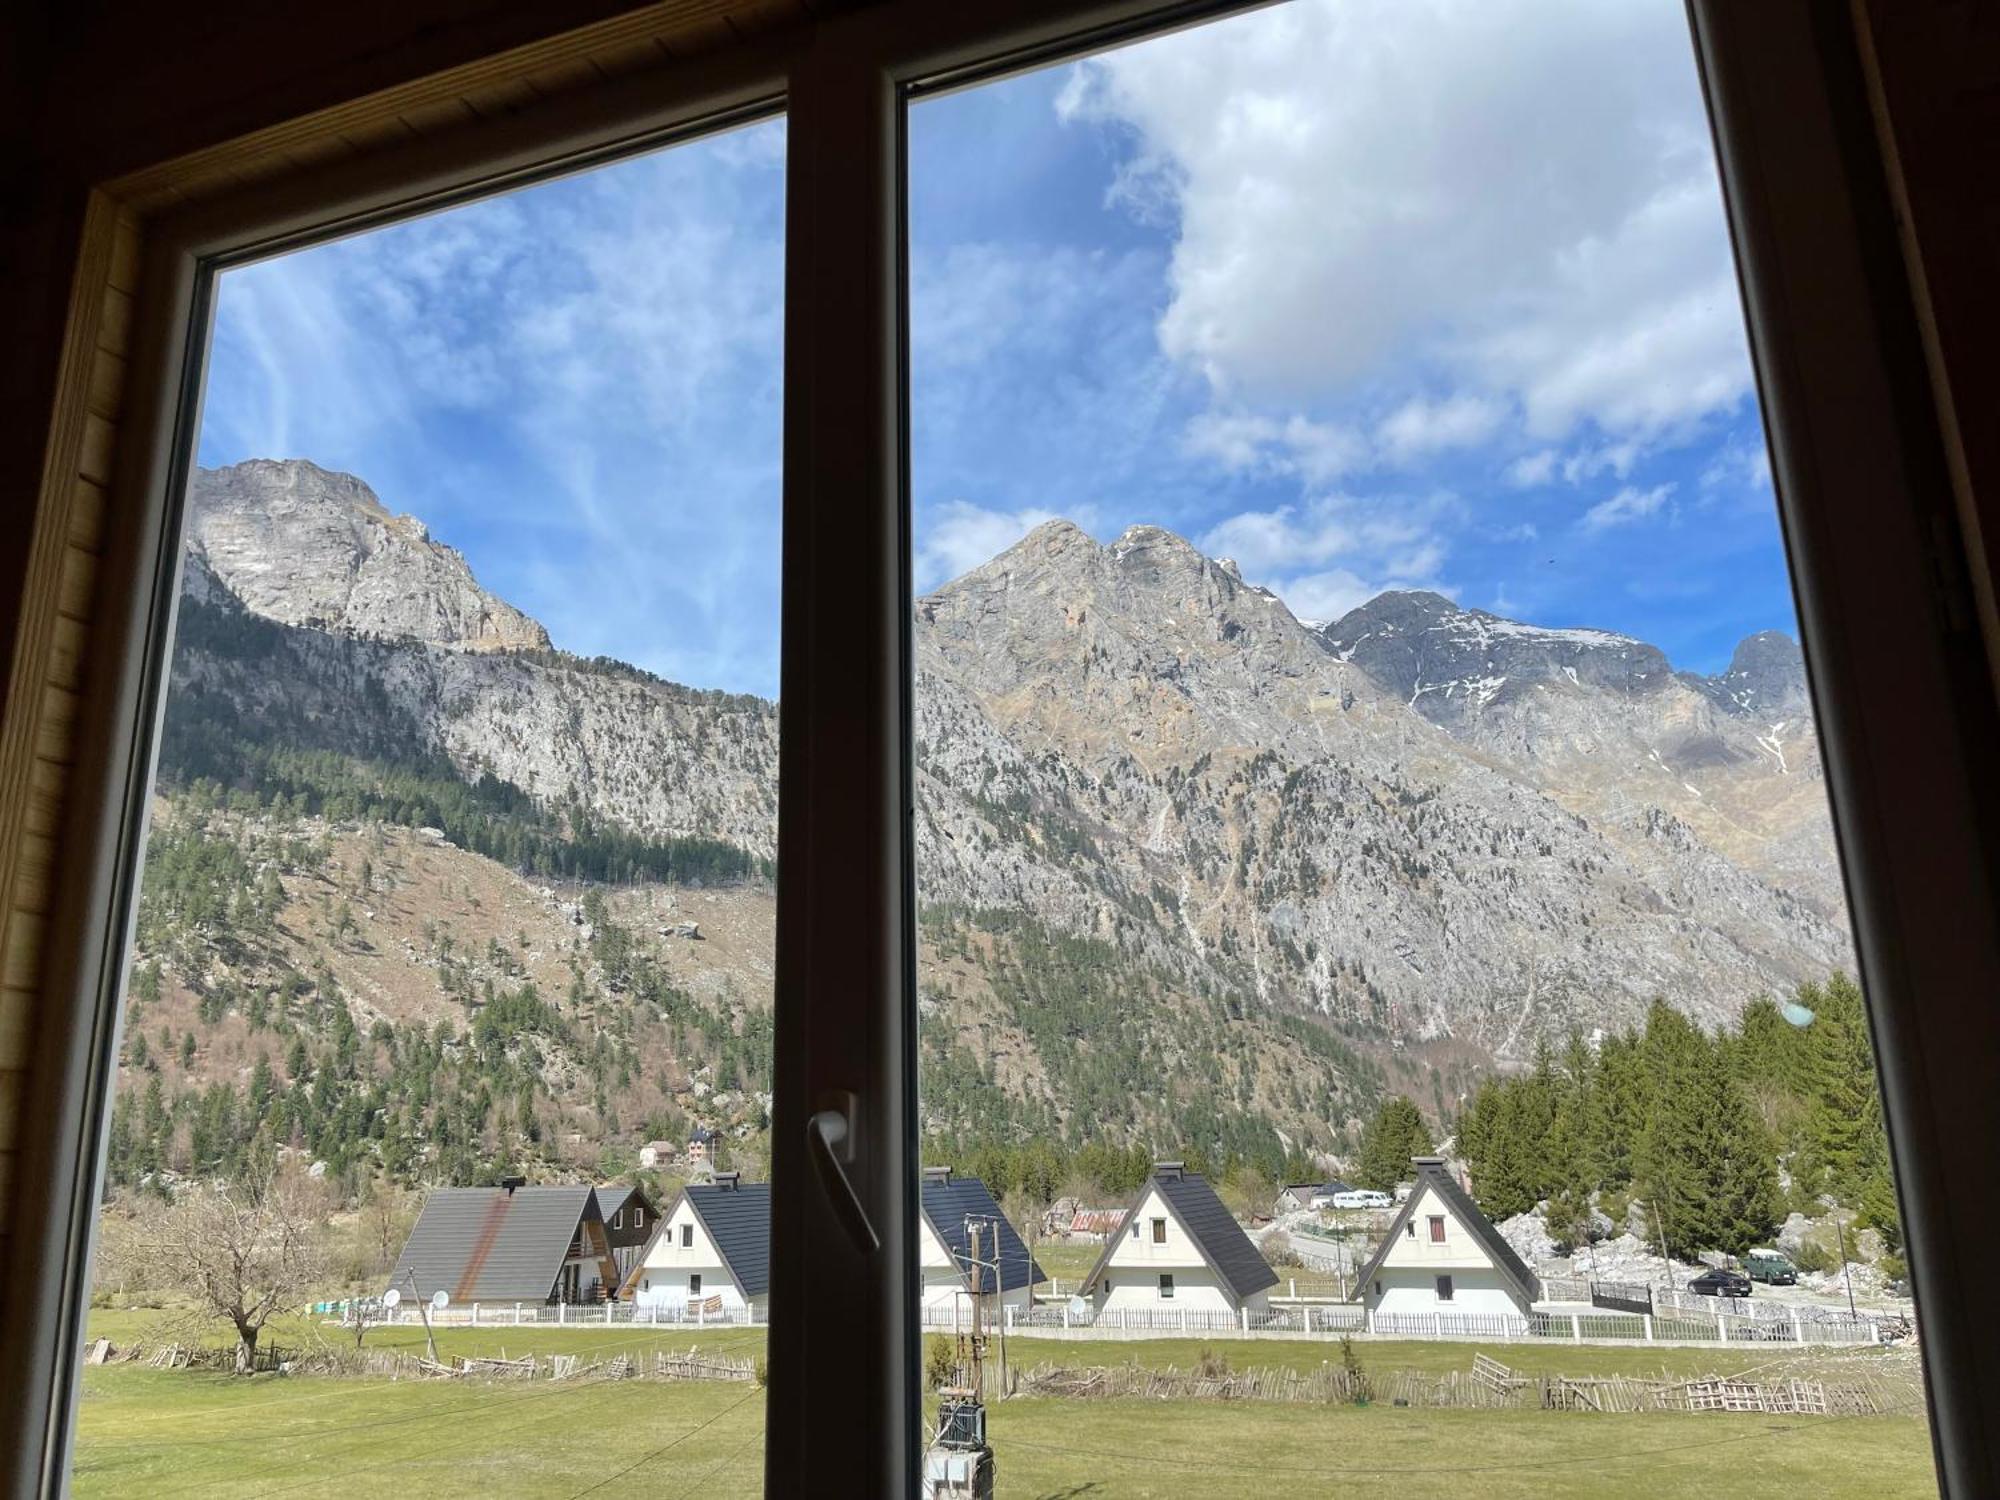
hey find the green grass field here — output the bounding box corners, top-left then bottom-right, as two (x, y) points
(72, 1310), (1937, 1498)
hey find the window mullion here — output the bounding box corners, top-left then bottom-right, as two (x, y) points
(766, 38), (917, 1500)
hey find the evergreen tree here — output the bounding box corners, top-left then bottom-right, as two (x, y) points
(1541, 1100), (1594, 1251)
(1635, 1002), (1779, 1257)
(1355, 1096), (1431, 1190)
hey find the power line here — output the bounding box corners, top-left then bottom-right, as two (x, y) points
(664, 1420), (766, 1500)
(234, 1370), (647, 1500)
(560, 1383), (763, 1499)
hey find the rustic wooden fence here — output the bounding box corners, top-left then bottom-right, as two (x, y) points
(1011, 1355), (1923, 1417)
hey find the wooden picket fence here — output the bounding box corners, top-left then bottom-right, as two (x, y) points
(1012, 1354), (1922, 1416)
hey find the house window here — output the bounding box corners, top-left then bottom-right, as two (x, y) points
(1405, 1221), (1416, 1238)
(1158, 1274), (1174, 1299)
(1436, 1276), (1454, 1303)
(1150, 1218), (1167, 1245)
(635, 1208), (645, 1229)
(690, 1274), (703, 1296)
(680, 1223), (694, 1249)
(614, 1210), (624, 1230)
(642, 1278), (650, 1293)
(1429, 1216), (1446, 1244)
(1130, 1221), (1139, 1240)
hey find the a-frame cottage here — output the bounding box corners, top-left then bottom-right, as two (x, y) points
(1080, 1161), (1276, 1315)
(390, 1181), (620, 1306)
(918, 1166), (1045, 1313)
(619, 1172), (771, 1317)
(1354, 1156), (1542, 1317)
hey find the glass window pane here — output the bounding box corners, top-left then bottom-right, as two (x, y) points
(910, 4), (1935, 1493)
(80, 117), (782, 1494)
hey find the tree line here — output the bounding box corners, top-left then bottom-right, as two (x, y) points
(1445, 976), (1898, 1265)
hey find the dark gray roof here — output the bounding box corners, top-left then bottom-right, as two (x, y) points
(684, 1181), (772, 1297)
(921, 1175), (1046, 1294)
(1082, 1169), (1278, 1306)
(389, 1186), (602, 1304)
(1353, 1157), (1542, 1305)
(596, 1184), (649, 1221)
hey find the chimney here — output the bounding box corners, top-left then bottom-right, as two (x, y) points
(922, 1165), (952, 1183)
(714, 1171), (741, 1191)
(1411, 1156), (1446, 1171)
(500, 1175), (526, 1195)
(1153, 1160), (1185, 1181)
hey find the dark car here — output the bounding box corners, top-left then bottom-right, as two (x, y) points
(1689, 1268), (1753, 1298)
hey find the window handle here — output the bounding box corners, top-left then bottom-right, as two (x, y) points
(808, 1095), (880, 1254)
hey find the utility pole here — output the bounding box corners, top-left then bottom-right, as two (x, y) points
(404, 1270), (439, 1365)
(1651, 1198), (1673, 1291)
(1835, 1216), (1858, 1321)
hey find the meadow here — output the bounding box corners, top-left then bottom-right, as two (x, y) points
(71, 1309), (1937, 1498)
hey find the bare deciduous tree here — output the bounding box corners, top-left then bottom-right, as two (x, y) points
(143, 1168), (329, 1373)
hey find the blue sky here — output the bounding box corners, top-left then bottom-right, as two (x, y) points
(197, 0), (1795, 701)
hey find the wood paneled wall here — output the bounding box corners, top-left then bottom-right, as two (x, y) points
(0, 199), (134, 1258)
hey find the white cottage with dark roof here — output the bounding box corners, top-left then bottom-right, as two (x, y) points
(917, 1166), (1045, 1314)
(1354, 1155), (1542, 1317)
(1080, 1161), (1276, 1315)
(619, 1172), (770, 1317)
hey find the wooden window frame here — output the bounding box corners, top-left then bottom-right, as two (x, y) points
(0, 0), (1996, 1496)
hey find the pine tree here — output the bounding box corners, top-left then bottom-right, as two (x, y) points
(1542, 1100), (1594, 1251)
(1355, 1096), (1431, 1191)
(1636, 1002), (1779, 1257)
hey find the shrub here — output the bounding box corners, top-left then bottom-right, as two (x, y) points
(1792, 1238), (1837, 1275)
(924, 1335), (958, 1391)
(1339, 1334), (1371, 1406)
(1194, 1346), (1230, 1379)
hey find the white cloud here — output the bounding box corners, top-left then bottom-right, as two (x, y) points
(1506, 450), (1558, 488)
(1197, 491), (1453, 625)
(1580, 483), (1674, 532)
(1199, 505), (1352, 573)
(1059, 0), (1754, 452)
(1375, 394), (1504, 465)
(1700, 438), (1773, 494)
(1561, 440), (1642, 484)
(1275, 568), (1383, 626)
(1184, 410), (1367, 482)
(916, 501), (1094, 591)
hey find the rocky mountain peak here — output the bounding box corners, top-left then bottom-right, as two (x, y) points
(1319, 589), (1671, 726)
(186, 459), (550, 653)
(1697, 629), (1811, 721)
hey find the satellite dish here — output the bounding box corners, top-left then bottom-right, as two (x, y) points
(382, 1288), (402, 1308)
(431, 1290), (450, 1311)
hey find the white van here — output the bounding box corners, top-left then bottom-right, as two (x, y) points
(1330, 1189), (1392, 1209)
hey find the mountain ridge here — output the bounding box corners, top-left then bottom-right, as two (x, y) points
(170, 461), (1850, 1071)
